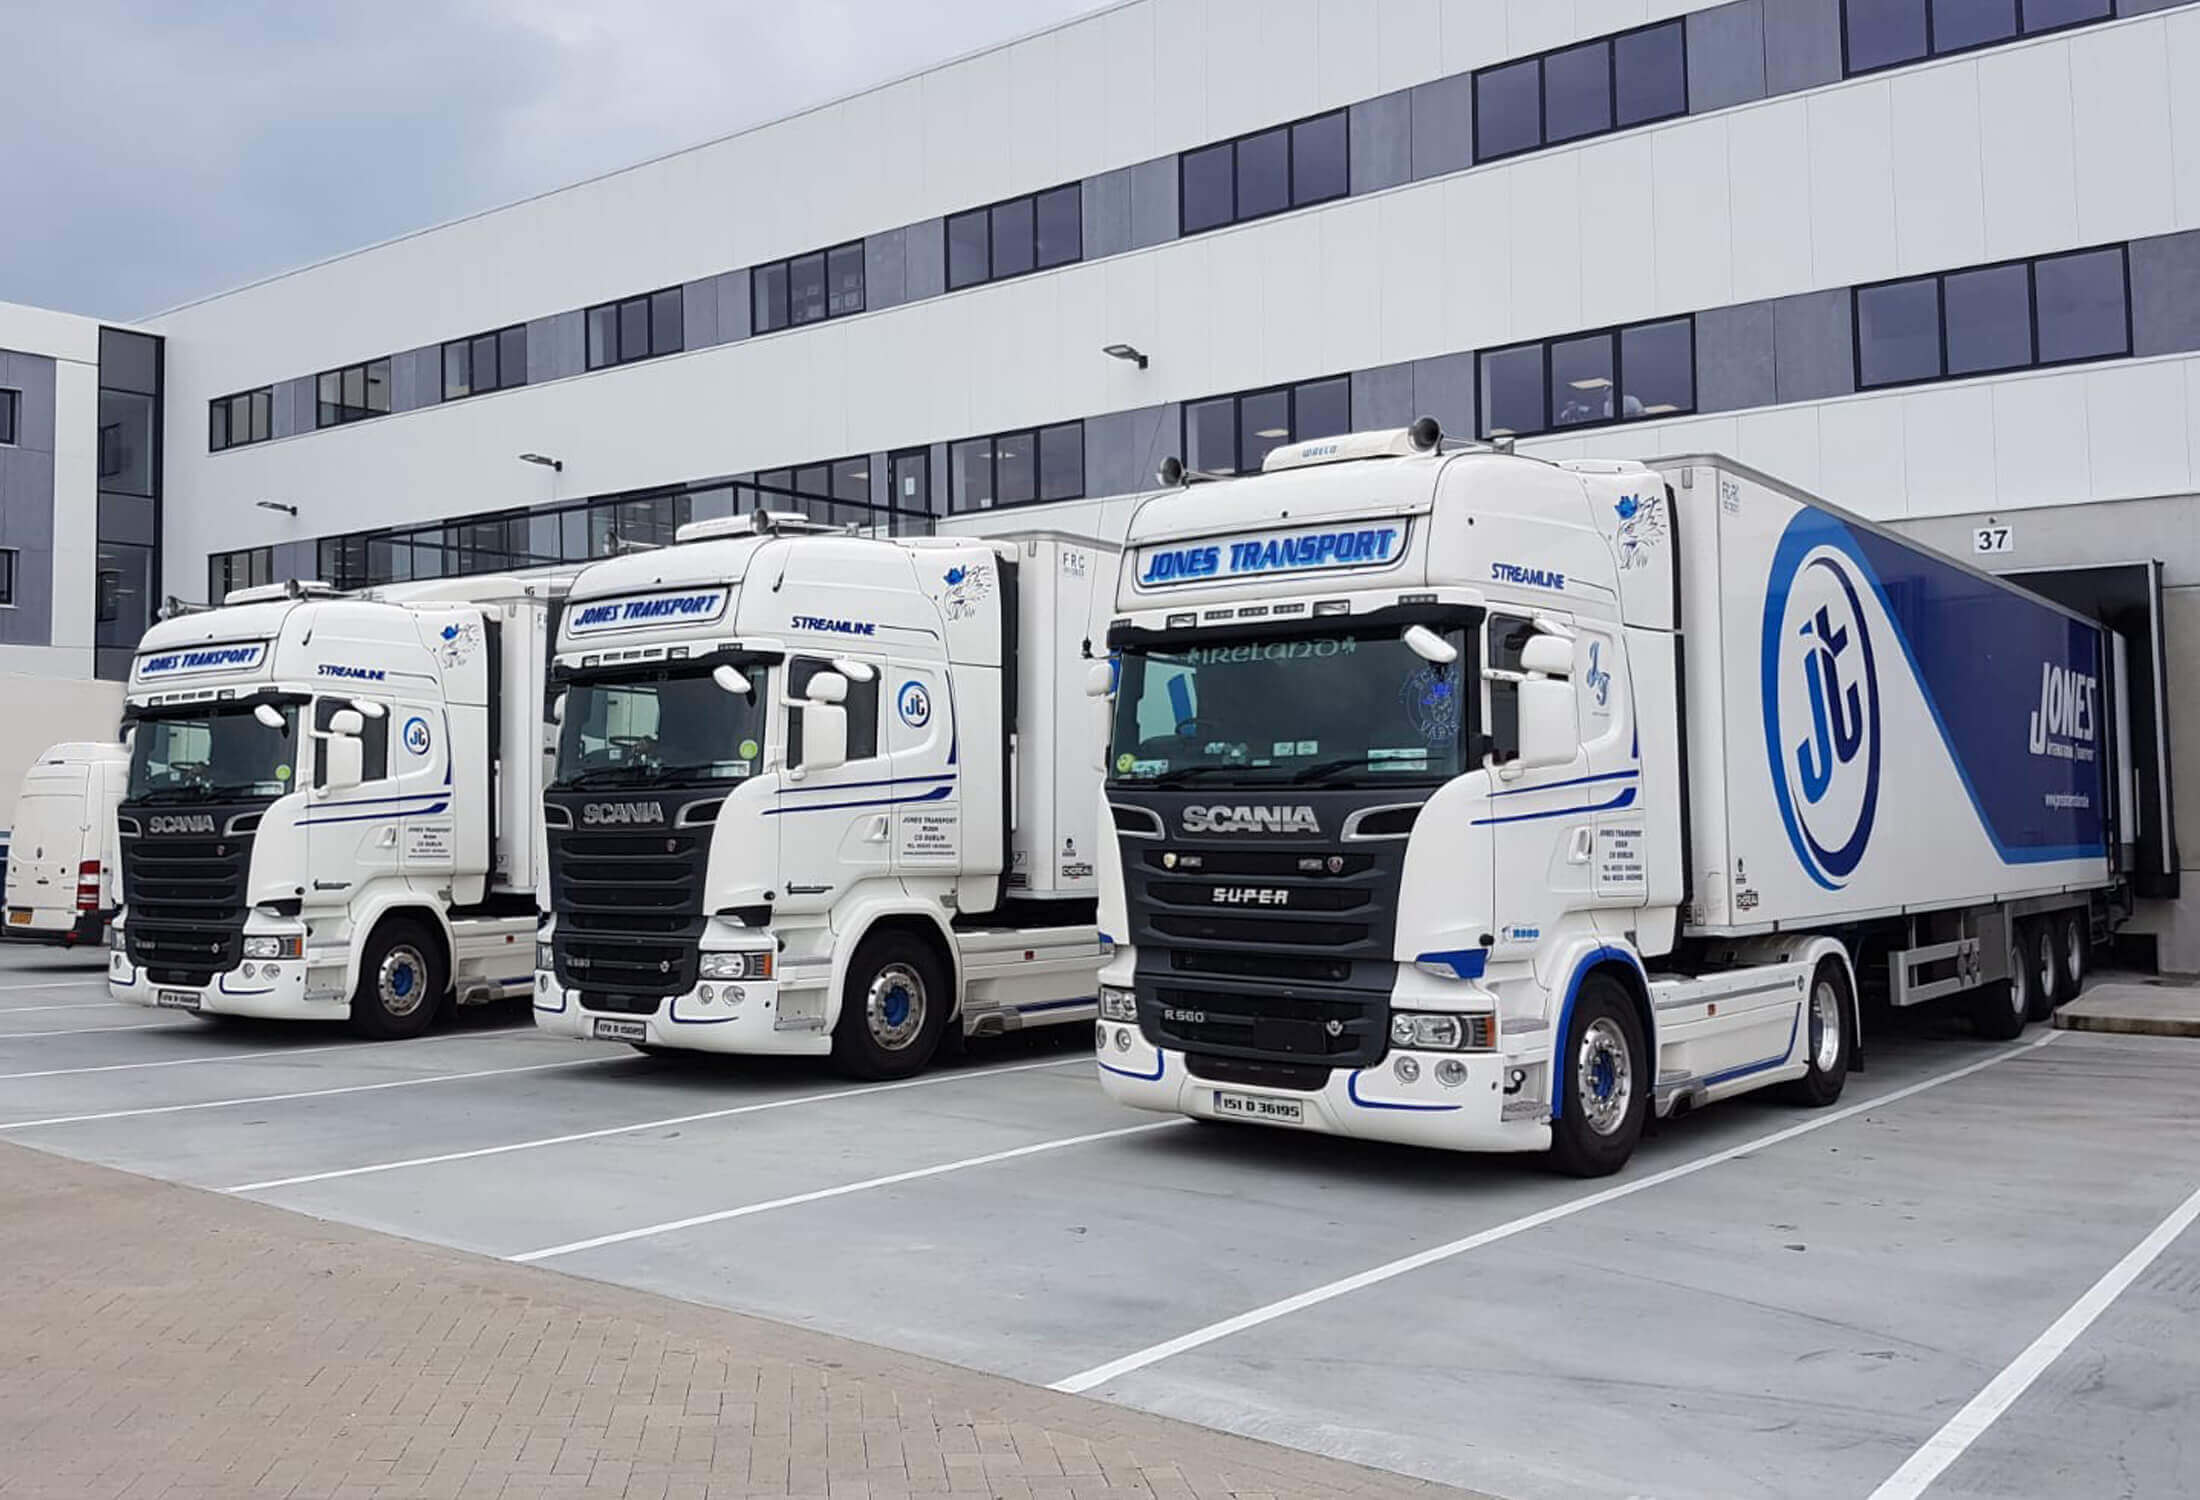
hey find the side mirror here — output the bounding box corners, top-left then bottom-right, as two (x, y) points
(805, 671), (849, 706)
(831, 658), (877, 684)
(550, 691), (567, 725)
(1520, 634), (1572, 677)
(1084, 661), (1114, 699)
(328, 708), (365, 737)
(1403, 625), (1459, 665)
(350, 699), (387, 720)
(1512, 636), (1579, 773)
(711, 664), (751, 696)
(322, 734), (365, 793)
(252, 703), (286, 730)
(1085, 664), (1116, 773)
(800, 703), (848, 773)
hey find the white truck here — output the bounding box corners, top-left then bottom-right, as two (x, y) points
(4, 742), (129, 947)
(533, 512), (1112, 1078)
(1089, 424), (2123, 1175)
(108, 576), (562, 1037)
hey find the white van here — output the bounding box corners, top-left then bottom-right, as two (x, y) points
(5, 743), (128, 947)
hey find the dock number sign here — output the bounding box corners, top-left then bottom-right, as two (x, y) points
(1973, 525), (2013, 555)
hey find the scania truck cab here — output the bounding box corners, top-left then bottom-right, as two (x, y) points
(534, 512), (1113, 1078)
(1090, 424), (2116, 1174)
(109, 576), (561, 1036)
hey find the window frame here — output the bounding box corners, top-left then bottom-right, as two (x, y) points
(208, 386), (274, 453)
(1180, 376), (1355, 475)
(947, 421), (1087, 512)
(1840, 0), (2116, 78)
(1176, 108), (1352, 237)
(786, 655), (882, 766)
(0, 546), (15, 607)
(1476, 314), (1698, 441)
(440, 324), (528, 402)
(207, 546), (274, 604)
(1472, 17), (1689, 167)
(751, 241), (865, 333)
(313, 695), (390, 787)
(0, 387), (18, 447)
(944, 184), (1085, 292)
(585, 286), (685, 369)
(314, 358), (391, 428)
(1850, 243), (2131, 393)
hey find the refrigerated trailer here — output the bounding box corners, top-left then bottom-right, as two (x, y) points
(1088, 426), (2120, 1174)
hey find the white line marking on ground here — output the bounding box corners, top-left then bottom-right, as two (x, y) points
(510, 1119), (1182, 1263)
(0, 978), (115, 991)
(0, 1056), (617, 1130)
(1864, 1177), (2200, 1500)
(0, 1027), (525, 1081)
(0, 1002), (136, 1014)
(229, 1056), (1091, 1193)
(1051, 1031), (2063, 1395)
(0, 1021), (187, 1040)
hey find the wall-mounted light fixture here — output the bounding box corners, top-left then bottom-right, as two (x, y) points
(255, 500), (298, 516)
(518, 452), (564, 473)
(1102, 343), (1149, 371)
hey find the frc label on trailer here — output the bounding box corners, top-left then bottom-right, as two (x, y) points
(566, 589), (731, 636)
(1134, 523), (1405, 588)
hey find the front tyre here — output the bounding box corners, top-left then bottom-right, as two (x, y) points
(1548, 974), (1647, 1178)
(831, 930), (949, 1080)
(1780, 961), (1852, 1107)
(348, 919), (445, 1040)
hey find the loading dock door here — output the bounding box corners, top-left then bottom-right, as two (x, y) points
(2011, 561), (2179, 899)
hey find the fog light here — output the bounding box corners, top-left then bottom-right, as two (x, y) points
(698, 984), (715, 1004)
(239, 962), (255, 979)
(1115, 1027), (1133, 1052)
(725, 985), (746, 1005)
(1099, 986), (1137, 1022)
(537, 973), (549, 993)
(1436, 1059), (1468, 1087)
(1394, 1055), (1420, 1083)
(1096, 1023), (1108, 1048)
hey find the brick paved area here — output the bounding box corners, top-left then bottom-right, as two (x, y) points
(0, 1142), (1475, 1500)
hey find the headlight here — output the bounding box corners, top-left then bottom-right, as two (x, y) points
(536, 941), (554, 970)
(700, 950), (773, 981)
(242, 935), (303, 960)
(1389, 1012), (1495, 1051)
(1099, 986), (1137, 1022)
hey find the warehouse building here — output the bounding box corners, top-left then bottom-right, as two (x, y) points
(2, 0), (2197, 955)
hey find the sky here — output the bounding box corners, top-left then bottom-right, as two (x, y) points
(3, 0), (1110, 322)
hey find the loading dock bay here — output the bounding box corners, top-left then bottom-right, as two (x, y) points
(2, 942), (2195, 1500)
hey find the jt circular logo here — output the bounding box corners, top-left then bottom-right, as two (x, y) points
(1763, 533), (1882, 891)
(402, 716), (432, 756)
(896, 681), (931, 729)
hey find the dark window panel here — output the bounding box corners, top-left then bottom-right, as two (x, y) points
(753, 262), (790, 333)
(790, 252), (829, 326)
(2021, 0), (2109, 32)
(1550, 332), (1619, 427)
(1614, 21), (1688, 129)
(1856, 277), (1944, 386)
(832, 457), (870, 529)
(947, 209), (991, 288)
(1239, 387), (1292, 471)
(209, 401), (228, 451)
(950, 438), (994, 511)
(1038, 423), (1083, 501)
(1291, 111), (1348, 206)
(1932, 0), (2016, 51)
(1543, 40), (1613, 145)
(2034, 247), (2129, 364)
(827, 243), (865, 316)
(1236, 126), (1290, 220)
(0, 389), (15, 445)
(1845, 0), (1929, 73)
(586, 305), (616, 368)
(444, 341), (470, 400)
(98, 329), (159, 395)
(498, 326), (526, 387)
(618, 297), (648, 361)
(1294, 376), (1351, 443)
(317, 371), (341, 426)
(995, 429), (1038, 504)
(1476, 57), (1542, 161)
(1035, 186), (1081, 268)
(1181, 142), (1236, 233)
(341, 365), (366, 413)
(472, 333), (498, 391)
(1620, 318), (1694, 418)
(251, 390), (270, 443)
(992, 197), (1036, 279)
(1480, 344), (1546, 438)
(1185, 397), (1236, 472)
(366, 360), (389, 413)
(891, 448), (931, 514)
(650, 288), (682, 353)
(1942, 262), (2033, 374)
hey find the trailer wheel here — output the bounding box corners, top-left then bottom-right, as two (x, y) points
(1780, 963), (1852, 1108)
(1973, 931), (2032, 1041)
(2023, 919), (2067, 1022)
(1547, 974), (1647, 1178)
(831, 929), (949, 1080)
(348, 918), (445, 1040)
(2055, 911), (2090, 1003)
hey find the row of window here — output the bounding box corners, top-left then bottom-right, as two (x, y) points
(1842, 0), (2112, 76)
(1855, 244), (2129, 389)
(754, 243), (866, 334)
(209, 387), (273, 452)
(444, 325), (527, 401)
(1474, 19), (1689, 166)
(317, 359), (390, 427)
(1481, 317), (1696, 441)
(948, 423), (1086, 511)
(587, 287), (684, 370)
(1184, 376), (1353, 475)
(1181, 110), (1349, 236)
(209, 545), (274, 603)
(949, 185), (1082, 290)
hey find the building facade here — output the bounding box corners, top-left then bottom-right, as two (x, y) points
(7, 0), (2200, 954)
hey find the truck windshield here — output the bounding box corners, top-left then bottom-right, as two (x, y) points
(554, 666), (767, 787)
(1111, 627), (1470, 787)
(127, 705), (299, 802)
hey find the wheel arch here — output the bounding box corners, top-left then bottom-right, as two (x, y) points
(1547, 945), (1653, 1123)
(829, 902), (960, 1027)
(343, 898), (454, 1001)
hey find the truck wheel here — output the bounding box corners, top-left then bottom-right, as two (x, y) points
(2055, 911), (2090, 1002)
(348, 920), (445, 1040)
(1547, 974), (1646, 1178)
(1780, 962), (1852, 1108)
(1973, 931), (2031, 1041)
(831, 930), (949, 1080)
(2024, 918), (2066, 1022)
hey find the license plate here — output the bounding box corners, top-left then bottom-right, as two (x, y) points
(155, 989), (201, 1010)
(7, 910), (29, 925)
(593, 1017), (647, 1042)
(1212, 1090), (1304, 1125)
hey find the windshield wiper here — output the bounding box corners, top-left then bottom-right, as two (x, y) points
(555, 765), (660, 788)
(1292, 754), (1429, 784)
(1136, 764), (1261, 787)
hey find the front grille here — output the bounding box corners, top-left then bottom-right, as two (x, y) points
(1142, 985), (1385, 1067)
(580, 991), (664, 1016)
(1187, 1053), (1333, 1092)
(546, 805), (709, 999)
(119, 811), (256, 986)
(1152, 912), (1371, 947)
(1171, 949), (1350, 983)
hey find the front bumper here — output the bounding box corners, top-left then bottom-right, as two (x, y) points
(1094, 1023), (1548, 1153)
(109, 949), (338, 1020)
(532, 965), (826, 1056)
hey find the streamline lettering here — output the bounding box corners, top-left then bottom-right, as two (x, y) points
(568, 591), (728, 634)
(1491, 562), (1566, 590)
(1139, 526), (1403, 586)
(318, 664), (388, 682)
(791, 615), (878, 636)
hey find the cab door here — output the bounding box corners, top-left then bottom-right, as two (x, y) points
(773, 655), (891, 917)
(1481, 613), (1593, 968)
(305, 695), (399, 896)
(882, 660), (960, 880)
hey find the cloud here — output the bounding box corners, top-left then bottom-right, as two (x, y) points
(0, 0), (1106, 321)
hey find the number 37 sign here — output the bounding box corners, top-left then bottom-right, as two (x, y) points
(1973, 524), (2013, 555)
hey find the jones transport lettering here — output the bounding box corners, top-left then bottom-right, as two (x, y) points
(566, 590), (731, 636)
(1136, 523), (1405, 588)
(135, 642), (268, 679)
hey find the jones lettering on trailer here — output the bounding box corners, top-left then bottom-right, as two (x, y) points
(566, 590), (731, 636)
(2028, 663), (2099, 761)
(135, 642), (268, 679)
(1135, 523), (1405, 588)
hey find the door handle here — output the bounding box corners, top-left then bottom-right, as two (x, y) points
(378, 827), (398, 849)
(1568, 826), (1594, 864)
(865, 815), (889, 844)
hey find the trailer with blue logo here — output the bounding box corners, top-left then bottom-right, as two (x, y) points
(1087, 428), (2121, 1174)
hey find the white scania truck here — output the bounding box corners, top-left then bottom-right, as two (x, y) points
(532, 512), (1112, 1078)
(109, 576), (562, 1036)
(1089, 424), (2123, 1174)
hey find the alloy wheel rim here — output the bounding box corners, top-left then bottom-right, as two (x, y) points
(866, 963), (927, 1050)
(1576, 1017), (1632, 1137)
(379, 946), (429, 1018)
(1810, 979), (1842, 1073)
